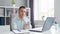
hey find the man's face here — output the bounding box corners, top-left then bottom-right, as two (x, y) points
(19, 8), (26, 17)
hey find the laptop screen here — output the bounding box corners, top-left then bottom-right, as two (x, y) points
(42, 17), (55, 32)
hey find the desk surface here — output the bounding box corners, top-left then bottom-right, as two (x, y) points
(0, 31), (14, 34)
(13, 26), (60, 34)
(13, 30), (60, 34)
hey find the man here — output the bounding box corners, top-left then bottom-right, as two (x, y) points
(11, 6), (32, 31)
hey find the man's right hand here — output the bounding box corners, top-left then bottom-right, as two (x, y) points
(23, 24), (29, 29)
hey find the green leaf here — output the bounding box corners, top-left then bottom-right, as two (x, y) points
(12, 0), (15, 4)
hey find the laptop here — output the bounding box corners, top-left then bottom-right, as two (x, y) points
(29, 17), (55, 32)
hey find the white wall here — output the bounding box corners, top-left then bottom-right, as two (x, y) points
(54, 0), (60, 25)
(0, 0), (27, 7)
(34, 0), (54, 20)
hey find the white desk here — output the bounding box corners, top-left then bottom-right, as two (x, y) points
(0, 31), (14, 34)
(13, 25), (60, 34)
(0, 25), (14, 34)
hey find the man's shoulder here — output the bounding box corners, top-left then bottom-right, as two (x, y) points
(12, 16), (19, 21)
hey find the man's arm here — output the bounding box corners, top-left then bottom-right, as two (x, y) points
(23, 17), (32, 30)
(23, 22), (32, 30)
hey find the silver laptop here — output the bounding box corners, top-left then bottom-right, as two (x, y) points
(29, 17), (55, 32)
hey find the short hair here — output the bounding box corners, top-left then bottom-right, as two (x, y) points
(19, 6), (26, 10)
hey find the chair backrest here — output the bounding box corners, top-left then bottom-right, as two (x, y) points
(31, 21), (35, 28)
(42, 17), (55, 32)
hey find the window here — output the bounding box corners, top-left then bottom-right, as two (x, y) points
(34, 0), (54, 20)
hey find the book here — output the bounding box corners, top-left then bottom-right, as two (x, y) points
(0, 17), (5, 25)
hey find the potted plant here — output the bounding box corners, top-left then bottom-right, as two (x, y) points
(12, 0), (15, 7)
(42, 16), (45, 20)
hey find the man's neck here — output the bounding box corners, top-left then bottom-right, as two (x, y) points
(19, 16), (24, 20)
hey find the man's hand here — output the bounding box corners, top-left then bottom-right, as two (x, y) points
(23, 24), (29, 29)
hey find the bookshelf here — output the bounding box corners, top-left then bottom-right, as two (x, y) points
(0, 6), (31, 25)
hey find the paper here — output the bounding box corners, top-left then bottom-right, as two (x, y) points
(13, 30), (29, 34)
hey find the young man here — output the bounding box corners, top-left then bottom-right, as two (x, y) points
(11, 6), (32, 31)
